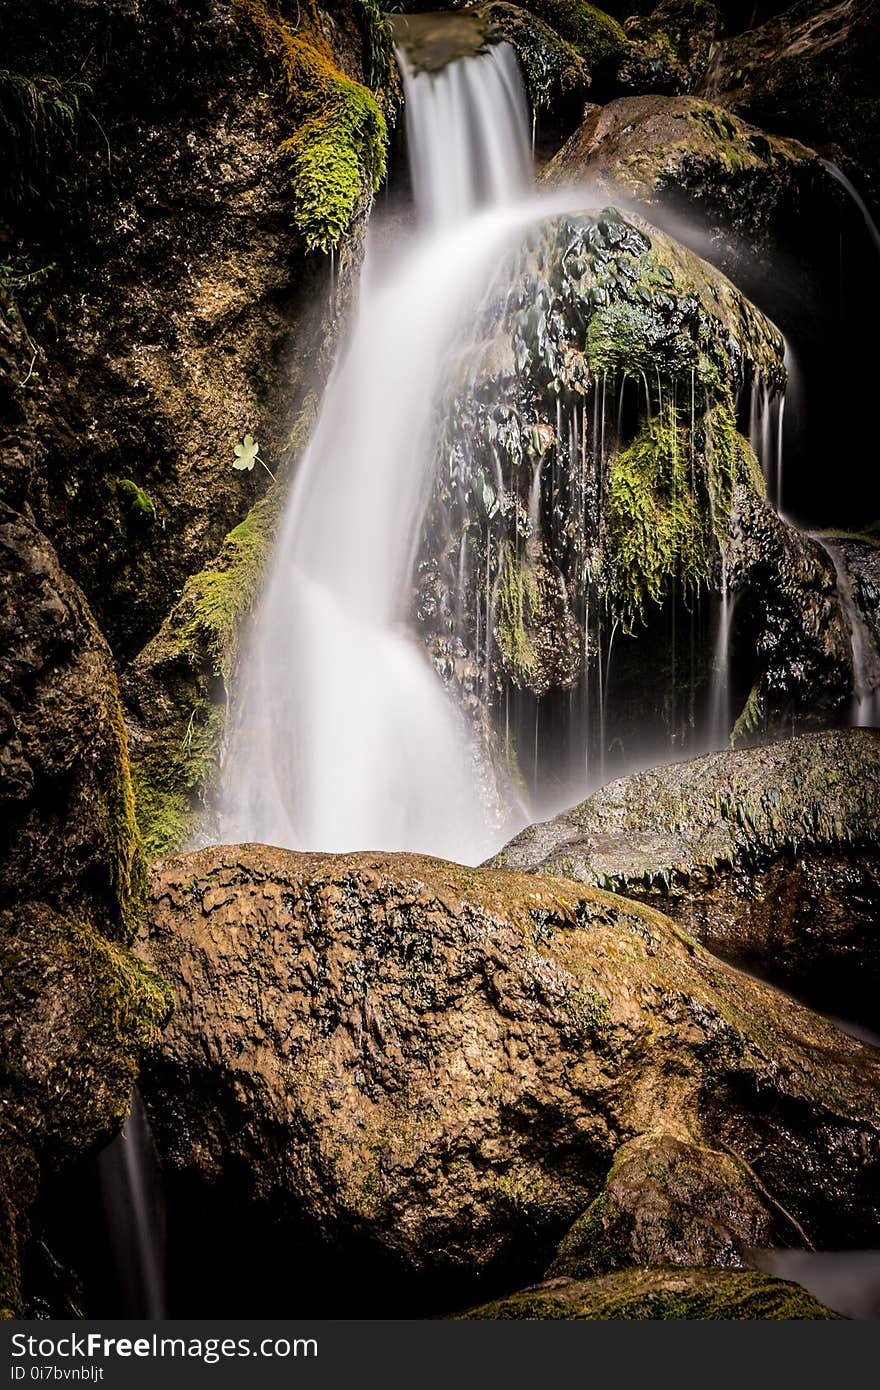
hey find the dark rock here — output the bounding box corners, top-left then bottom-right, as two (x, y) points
(491, 729), (880, 1025)
(0, 505), (172, 1316)
(140, 844), (880, 1310)
(0, 0), (390, 660)
(463, 1266), (839, 1317)
(549, 1129), (783, 1277)
(619, 0), (719, 95)
(701, 0), (880, 197)
(0, 504), (144, 936)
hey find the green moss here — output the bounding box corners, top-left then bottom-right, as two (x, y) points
(117, 478), (157, 522)
(564, 982), (612, 1046)
(525, 1), (628, 70)
(605, 397), (759, 631)
(463, 1268), (840, 1319)
(130, 397), (316, 859)
(235, 0), (388, 253)
(61, 916), (173, 1052)
(0, 68), (88, 210)
(497, 542), (538, 683)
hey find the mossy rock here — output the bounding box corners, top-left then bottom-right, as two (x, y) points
(706, 0), (880, 195)
(141, 844), (880, 1306)
(491, 729), (880, 1026)
(123, 399), (316, 860)
(618, 0), (718, 95)
(543, 94), (821, 254)
(462, 1267), (840, 1318)
(418, 204), (784, 736)
(522, 0), (629, 73)
(235, 0), (389, 253)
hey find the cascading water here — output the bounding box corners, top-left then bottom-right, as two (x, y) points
(817, 538), (880, 727)
(219, 44), (535, 862)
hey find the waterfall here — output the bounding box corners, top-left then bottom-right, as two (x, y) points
(818, 538), (880, 728)
(96, 1090), (166, 1318)
(219, 44), (534, 862)
(822, 159), (880, 259)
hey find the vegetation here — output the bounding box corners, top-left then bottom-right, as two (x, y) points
(524, 1), (628, 70)
(0, 67), (88, 209)
(234, 0), (389, 252)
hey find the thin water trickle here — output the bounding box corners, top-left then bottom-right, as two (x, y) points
(822, 159), (880, 260)
(97, 1090), (166, 1318)
(818, 538), (880, 727)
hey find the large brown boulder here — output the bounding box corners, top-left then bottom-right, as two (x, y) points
(491, 729), (880, 1027)
(140, 843), (880, 1311)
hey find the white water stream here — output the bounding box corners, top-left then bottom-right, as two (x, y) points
(220, 45), (534, 861)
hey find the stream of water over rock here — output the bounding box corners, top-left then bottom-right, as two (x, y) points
(219, 44), (553, 860)
(218, 37), (873, 866)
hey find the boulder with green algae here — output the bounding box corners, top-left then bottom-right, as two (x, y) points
(618, 0), (719, 95)
(542, 94), (822, 254)
(140, 844), (880, 1307)
(462, 1267), (839, 1318)
(417, 202), (796, 745)
(701, 0), (880, 193)
(491, 728), (880, 1026)
(0, 506), (172, 1317)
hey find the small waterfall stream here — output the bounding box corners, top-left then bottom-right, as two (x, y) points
(220, 45), (537, 861)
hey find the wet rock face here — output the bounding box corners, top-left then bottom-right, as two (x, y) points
(463, 1266), (839, 1318)
(141, 844), (880, 1310)
(728, 485), (853, 725)
(416, 198), (850, 781)
(542, 94), (822, 264)
(0, 0), (377, 661)
(618, 0), (719, 95)
(0, 505), (171, 1316)
(0, 505), (143, 937)
(702, 0), (880, 194)
(492, 729), (880, 1026)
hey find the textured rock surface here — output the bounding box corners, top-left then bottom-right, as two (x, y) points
(549, 1128), (783, 1277)
(492, 729), (880, 1024)
(543, 94), (822, 256)
(463, 1266), (839, 1318)
(0, 506), (171, 1317)
(141, 844), (880, 1309)
(701, 0), (880, 194)
(0, 505), (143, 937)
(0, 0), (390, 660)
(618, 0), (719, 95)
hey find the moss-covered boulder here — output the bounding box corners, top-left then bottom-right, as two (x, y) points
(492, 729), (880, 1027)
(542, 95), (822, 259)
(703, 0), (880, 195)
(618, 0), (719, 95)
(415, 202), (832, 787)
(140, 844), (880, 1311)
(463, 1267), (839, 1318)
(0, 506), (172, 1317)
